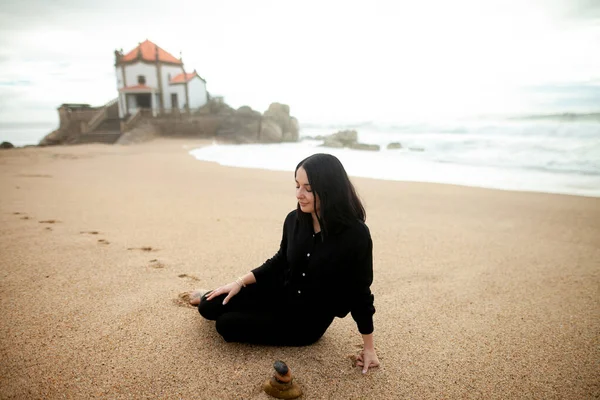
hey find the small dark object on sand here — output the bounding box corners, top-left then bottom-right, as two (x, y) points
(263, 360), (302, 399)
(273, 360), (289, 376)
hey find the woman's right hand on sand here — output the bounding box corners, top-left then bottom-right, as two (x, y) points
(206, 281), (241, 305)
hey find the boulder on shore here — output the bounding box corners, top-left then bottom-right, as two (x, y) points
(259, 118), (283, 142)
(318, 129), (380, 151)
(332, 130), (358, 146)
(387, 142), (402, 150)
(261, 103), (298, 143)
(216, 105), (261, 143)
(350, 143), (380, 151)
(321, 137), (344, 148)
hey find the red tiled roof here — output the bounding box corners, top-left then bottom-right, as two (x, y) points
(119, 84), (156, 92)
(170, 72), (197, 84)
(120, 40), (182, 65)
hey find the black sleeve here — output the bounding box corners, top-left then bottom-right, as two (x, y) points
(251, 211), (294, 283)
(348, 224), (376, 335)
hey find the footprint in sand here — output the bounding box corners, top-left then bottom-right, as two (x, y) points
(173, 292), (196, 308)
(45, 227), (52, 231)
(51, 154), (79, 160)
(174, 290), (207, 308)
(148, 259), (165, 269)
(178, 273), (201, 281)
(127, 246), (158, 252)
(13, 212), (31, 220)
(98, 239), (110, 245)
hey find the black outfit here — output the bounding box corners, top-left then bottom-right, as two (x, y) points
(198, 210), (375, 346)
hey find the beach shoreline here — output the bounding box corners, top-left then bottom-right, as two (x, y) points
(1, 138), (598, 399)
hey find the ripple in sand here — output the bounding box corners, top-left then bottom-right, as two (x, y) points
(39, 220), (60, 224)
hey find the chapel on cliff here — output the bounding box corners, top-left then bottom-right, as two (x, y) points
(114, 40), (208, 118)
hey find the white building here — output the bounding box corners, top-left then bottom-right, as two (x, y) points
(114, 40), (208, 118)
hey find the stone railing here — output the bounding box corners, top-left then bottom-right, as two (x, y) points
(83, 98), (119, 133)
(120, 108), (143, 133)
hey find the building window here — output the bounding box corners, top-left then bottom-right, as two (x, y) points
(137, 75), (146, 85)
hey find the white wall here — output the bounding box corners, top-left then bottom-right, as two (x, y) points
(188, 77), (208, 109)
(114, 61), (207, 115)
(167, 85), (187, 110)
(161, 65), (185, 109)
(123, 63), (159, 88)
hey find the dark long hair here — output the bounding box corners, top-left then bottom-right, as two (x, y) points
(295, 153), (365, 236)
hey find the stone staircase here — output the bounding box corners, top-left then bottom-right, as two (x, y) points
(116, 120), (159, 145)
(77, 99), (122, 144)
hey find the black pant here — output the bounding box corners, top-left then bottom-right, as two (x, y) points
(198, 284), (334, 346)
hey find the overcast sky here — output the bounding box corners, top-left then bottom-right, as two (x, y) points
(1, 0), (599, 124)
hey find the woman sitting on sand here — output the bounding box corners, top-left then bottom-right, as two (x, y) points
(188, 153), (380, 373)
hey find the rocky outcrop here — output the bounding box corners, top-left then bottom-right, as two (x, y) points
(260, 103), (299, 143)
(259, 118), (283, 142)
(318, 129), (380, 151)
(41, 98), (300, 146)
(213, 102), (299, 144)
(215, 105), (261, 143)
(0, 141), (15, 149)
(196, 97), (235, 116)
(350, 143), (380, 151)
(387, 142), (402, 149)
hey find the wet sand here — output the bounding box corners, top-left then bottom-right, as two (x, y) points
(0, 138), (598, 399)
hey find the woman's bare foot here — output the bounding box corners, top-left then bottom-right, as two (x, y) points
(187, 289), (208, 306)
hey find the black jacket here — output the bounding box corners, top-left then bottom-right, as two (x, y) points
(252, 210), (375, 334)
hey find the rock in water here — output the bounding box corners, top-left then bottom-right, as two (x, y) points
(263, 360), (302, 399)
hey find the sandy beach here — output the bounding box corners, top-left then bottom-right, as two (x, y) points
(0, 138), (598, 399)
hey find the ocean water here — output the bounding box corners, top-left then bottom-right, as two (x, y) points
(3, 119), (599, 197)
(0, 122), (56, 147)
(190, 119), (600, 197)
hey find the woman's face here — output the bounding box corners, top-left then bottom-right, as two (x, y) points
(295, 166), (319, 215)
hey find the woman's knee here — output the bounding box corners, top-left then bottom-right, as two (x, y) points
(198, 295), (223, 321)
(215, 314), (238, 342)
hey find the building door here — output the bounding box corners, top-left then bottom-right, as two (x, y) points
(136, 94), (151, 108)
(171, 93), (179, 110)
